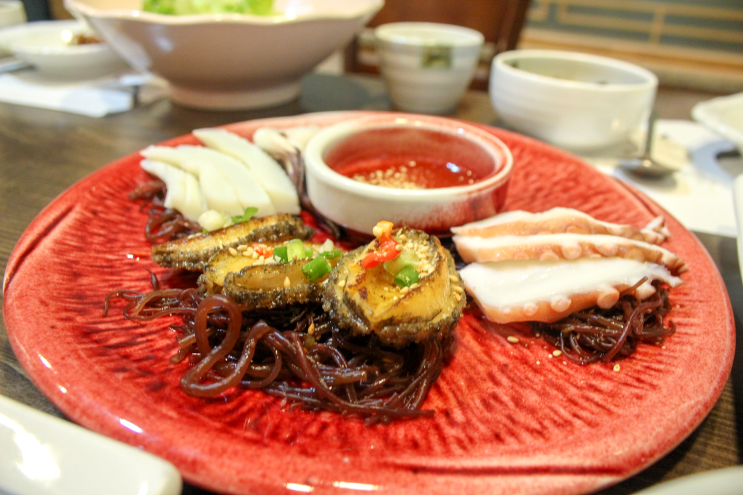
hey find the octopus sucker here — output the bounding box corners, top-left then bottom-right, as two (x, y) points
(323, 226), (466, 347)
(460, 258), (683, 324)
(151, 214), (314, 270)
(451, 207), (669, 245)
(453, 233), (687, 274)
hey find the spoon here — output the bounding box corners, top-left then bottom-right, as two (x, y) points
(618, 110), (676, 178)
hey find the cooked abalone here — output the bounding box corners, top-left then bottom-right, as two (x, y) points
(222, 255), (341, 310)
(199, 239), (340, 296)
(323, 223), (466, 347)
(151, 214), (313, 270)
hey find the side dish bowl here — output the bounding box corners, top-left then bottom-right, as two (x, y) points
(64, 0), (383, 110)
(490, 49), (658, 150)
(0, 20), (130, 79)
(692, 91), (743, 157)
(304, 113), (513, 235)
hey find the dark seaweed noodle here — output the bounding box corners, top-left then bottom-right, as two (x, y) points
(104, 280), (451, 425)
(532, 280), (675, 364)
(129, 180), (201, 243)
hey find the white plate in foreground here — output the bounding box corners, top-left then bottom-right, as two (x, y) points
(0, 394), (181, 495)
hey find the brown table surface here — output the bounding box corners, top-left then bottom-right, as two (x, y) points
(0, 73), (740, 494)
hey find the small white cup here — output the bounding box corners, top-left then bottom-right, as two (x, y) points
(375, 22), (484, 115)
(0, 1), (26, 29)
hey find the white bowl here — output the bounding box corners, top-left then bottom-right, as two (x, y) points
(375, 22), (484, 115)
(692, 92), (743, 156)
(304, 113), (513, 235)
(64, 0), (383, 110)
(0, 0), (25, 29)
(490, 49), (658, 150)
(0, 20), (130, 79)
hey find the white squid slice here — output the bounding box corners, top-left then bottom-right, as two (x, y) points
(282, 125), (320, 153)
(460, 258), (683, 324)
(451, 207), (670, 244)
(193, 128), (300, 214)
(252, 126), (320, 156)
(140, 159), (204, 221)
(252, 127), (296, 156)
(453, 233), (687, 274)
(141, 145), (276, 217)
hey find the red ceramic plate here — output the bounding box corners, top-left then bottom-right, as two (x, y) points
(4, 112), (735, 495)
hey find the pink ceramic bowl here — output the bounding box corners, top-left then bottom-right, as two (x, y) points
(304, 113), (513, 235)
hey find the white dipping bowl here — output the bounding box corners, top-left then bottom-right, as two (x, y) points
(64, 0), (383, 110)
(375, 22), (484, 115)
(304, 113), (513, 236)
(490, 49), (658, 150)
(0, 20), (130, 79)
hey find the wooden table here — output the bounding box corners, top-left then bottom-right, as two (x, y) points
(0, 73), (740, 494)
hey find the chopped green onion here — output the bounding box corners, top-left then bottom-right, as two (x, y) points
(230, 206), (259, 225)
(394, 264), (419, 288)
(384, 249), (419, 276)
(273, 245), (288, 263)
(287, 238), (309, 260)
(302, 255), (332, 282)
(318, 250), (343, 259)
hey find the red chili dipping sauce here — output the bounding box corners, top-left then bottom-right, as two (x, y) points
(323, 127), (496, 189)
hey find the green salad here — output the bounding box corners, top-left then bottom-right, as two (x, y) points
(143, 0), (274, 15)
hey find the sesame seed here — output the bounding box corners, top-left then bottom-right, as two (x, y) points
(242, 251), (251, 257)
(410, 283), (418, 290)
(400, 286), (410, 294)
(552, 350), (562, 357)
(536, 361), (541, 365)
(507, 336), (519, 343)
(338, 279), (346, 288)
(449, 274), (458, 283)
(395, 244), (402, 251)
(283, 276), (290, 288)
(452, 285), (464, 294)
(308, 322), (315, 335)
(454, 293), (461, 302)
(252, 252), (259, 259)
(228, 247), (238, 256)
(237, 244), (248, 252)
(613, 364), (621, 372)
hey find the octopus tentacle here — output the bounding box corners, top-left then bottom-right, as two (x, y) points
(459, 258), (683, 324)
(451, 207), (669, 245)
(453, 233), (687, 274)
